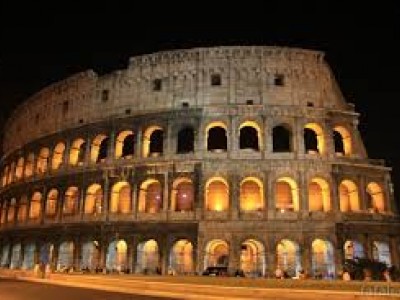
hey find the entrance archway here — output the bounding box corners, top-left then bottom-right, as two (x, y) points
(169, 239), (193, 275)
(240, 239), (266, 277)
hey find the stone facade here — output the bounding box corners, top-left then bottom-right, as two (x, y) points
(0, 46), (399, 278)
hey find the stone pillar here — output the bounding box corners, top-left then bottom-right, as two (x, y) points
(99, 238), (108, 270)
(364, 235), (373, 260)
(334, 241), (343, 277)
(266, 236), (276, 278)
(299, 173), (308, 212)
(74, 237), (81, 271)
(103, 173), (110, 221)
(358, 175), (368, 211)
(107, 130), (116, 162)
(230, 116), (238, 156)
(230, 174), (239, 220)
(390, 237), (399, 267)
(63, 139), (71, 169)
(84, 136), (92, 166)
(40, 186), (47, 225)
(19, 242), (25, 269)
(135, 128), (142, 159)
(163, 172), (169, 212)
(131, 181), (138, 218)
(228, 237), (240, 274)
(267, 172), (275, 212)
(330, 174), (340, 213)
(131, 237), (138, 273)
(126, 238), (134, 274)
(160, 237), (168, 275)
(301, 240), (312, 276)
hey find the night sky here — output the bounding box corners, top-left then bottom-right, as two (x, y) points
(1, 3), (400, 203)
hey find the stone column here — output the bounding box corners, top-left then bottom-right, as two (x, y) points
(74, 237), (81, 271)
(228, 237), (240, 274)
(358, 175), (368, 211)
(299, 173), (308, 212)
(160, 237), (168, 275)
(135, 128), (142, 159)
(40, 186), (47, 225)
(301, 240), (312, 276)
(107, 130), (116, 162)
(390, 237), (399, 267)
(84, 136), (92, 166)
(266, 236), (276, 278)
(63, 139), (71, 169)
(163, 172), (169, 212)
(229, 174), (239, 220)
(103, 173), (110, 221)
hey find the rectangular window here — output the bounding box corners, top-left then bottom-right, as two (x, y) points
(153, 79), (162, 91)
(125, 108), (131, 115)
(246, 100), (254, 105)
(307, 102), (314, 107)
(35, 113), (40, 124)
(101, 89), (109, 102)
(182, 102), (189, 108)
(274, 74), (285, 86)
(211, 74), (221, 86)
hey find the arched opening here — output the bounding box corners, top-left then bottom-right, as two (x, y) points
(138, 179), (162, 213)
(339, 180), (360, 212)
(39, 243), (54, 266)
(10, 243), (22, 269)
(110, 182), (131, 213)
(57, 241), (74, 271)
(143, 126), (164, 157)
(205, 177), (229, 212)
(37, 147), (50, 174)
(240, 239), (266, 277)
(169, 239), (193, 275)
(90, 134), (108, 163)
(17, 195), (28, 222)
(171, 178), (194, 212)
(45, 189), (59, 217)
(1, 202), (7, 225)
(366, 182), (385, 213)
(69, 138), (86, 166)
(240, 177), (264, 211)
(1, 244), (10, 267)
(7, 198), (16, 223)
(52, 142), (65, 170)
(136, 239), (159, 274)
(204, 240), (229, 268)
(63, 187), (79, 215)
(275, 177), (299, 212)
(311, 239), (335, 277)
(84, 184), (103, 214)
(106, 240), (128, 272)
(115, 130), (135, 159)
(304, 123), (325, 154)
(177, 127), (195, 154)
(239, 121), (261, 151)
(2, 166), (9, 186)
(333, 126), (352, 156)
(15, 157), (24, 180)
(22, 243), (35, 270)
(29, 192), (42, 219)
(24, 153), (34, 177)
(273, 125), (292, 152)
(81, 241), (100, 271)
(372, 241), (391, 266)
(276, 239), (301, 278)
(344, 240), (364, 260)
(206, 122), (227, 152)
(7, 162), (15, 183)
(309, 178), (331, 212)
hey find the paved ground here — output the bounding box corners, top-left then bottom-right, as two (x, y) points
(0, 278), (176, 300)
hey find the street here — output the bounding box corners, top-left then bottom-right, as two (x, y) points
(0, 278), (176, 300)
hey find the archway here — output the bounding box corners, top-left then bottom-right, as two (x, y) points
(22, 243), (35, 270)
(10, 243), (21, 269)
(240, 239), (266, 277)
(239, 121), (261, 151)
(272, 124), (292, 152)
(339, 180), (360, 212)
(37, 147), (50, 173)
(138, 179), (162, 213)
(206, 122), (227, 152)
(115, 130), (135, 159)
(373, 241), (391, 266)
(304, 123), (325, 154)
(333, 126), (352, 156)
(177, 127), (195, 153)
(1, 244), (10, 267)
(106, 240), (128, 272)
(45, 189), (59, 216)
(57, 241), (74, 271)
(309, 178), (331, 212)
(24, 153), (34, 177)
(205, 177), (229, 211)
(110, 181), (131, 213)
(29, 192), (42, 219)
(137, 239), (160, 274)
(84, 184), (103, 214)
(39, 243), (54, 266)
(344, 240), (364, 260)
(142, 126), (164, 157)
(171, 178), (194, 211)
(311, 239), (335, 278)
(276, 239), (301, 277)
(204, 239), (229, 268)
(52, 142), (65, 170)
(275, 177), (299, 211)
(90, 134), (108, 163)
(366, 182), (385, 213)
(81, 241), (100, 270)
(169, 239), (193, 275)
(63, 187), (79, 215)
(240, 177), (264, 211)
(15, 157), (24, 180)
(69, 138), (86, 166)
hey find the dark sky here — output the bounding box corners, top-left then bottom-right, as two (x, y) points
(0, 3), (400, 201)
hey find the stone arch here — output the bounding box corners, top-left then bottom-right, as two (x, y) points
(8, 162), (15, 183)
(37, 147), (50, 173)
(240, 239), (266, 276)
(81, 240), (100, 270)
(57, 241), (74, 271)
(372, 241), (391, 266)
(272, 124), (292, 152)
(22, 243), (35, 270)
(304, 123), (325, 154)
(177, 126), (195, 154)
(309, 177), (331, 212)
(24, 153), (34, 177)
(240, 177), (264, 211)
(344, 240), (365, 260)
(29, 192), (42, 219)
(136, 239), (160, 274)
(7, 198), (16, 223)
(106, 239), (128, 272)
(91, 134), (109, 163)
(52, 142), (65, 170)
(63, 186), (79, 215)
(275, 177), (299, 212)
(333, 126), (352, 156)
(110, 181), (131, 213)
(138, 179), (162, 213)
(276, 239), (301, 278)
(143, 126), (164, 157)
(1, 244), (10, 267)
(84, 184), (103, 214)
(171, 178), (194, 211)
(17, 195), (28, 222)
(15, 157), (24, 180)
(45, 188), (59, 216)
(169, 239), (193, 275)
(205, 177), (229, 211)
(2, 166), (9, 186)
(10, 243), (22, 269)
(339, 180), (360, 212)
(239, 121), (261, 151)
(366, 182), (385, 213)
(204, 239), (229, 268)
(39, 243), (54, 265)
(69, 138), (86, 166)
(115, 130), (135, 159)
(311, 239), (335, 277)
(206, 121), (227, 152)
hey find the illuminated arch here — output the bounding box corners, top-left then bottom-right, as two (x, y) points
(81, 241), (100, 270)
(171, 178), (194, 211)
(240, 177), (264, 211)
(206, 121), (227, 152)
(45, 189), (59, 216)
(115, 130), (135, 159)
(142, 126), (164, 158)
(10, 243), (22, 269)
(84, 184), (103, 214)
(275, 177), (299, 211)
(29, 192), (42, 219)
(91, 134), (108, 163)
(7, 198), (16, 223)
(52, 142), (65, 170)
(8, 162), (15, 183)
(204, 239), (229, 268)
(240, 239), (266, 276)
(17, 195), (28, 222)
(311, 239), (335, 277)
(36, 147), (50, 174)
(110, 181), (131, 213)
(339, 180), (360, 212)
(309, 177), (331, 212)
(15, 157), (24, 180)
(2, 166), (9, 186)
(344, 240), (365, 260)
(366, 182), (385, 213)
(239, 121), (262, 151)
(69, 138), (86, 166)
(24, 153), (34, 177)
(106, 240), (128, 272)
(333, 126), (352, 156)
(138, 179), (162, 213)
(63, 186), (79, 215)
(22, 243), (35, 270)
(373, 241), (391, 266)
(304, 123), (325, 154)
(136, 239), (159, 274)
(205, 177), (229, 211)
(276, 239), (301, 278)
(57, 241), (74, 270)
(169, 239), (193, 275)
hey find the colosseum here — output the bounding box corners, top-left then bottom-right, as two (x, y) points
(0, 46), (399, 278)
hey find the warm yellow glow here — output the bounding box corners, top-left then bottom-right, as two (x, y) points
(171, 239), (193, 274)
(46, 189), (59, 216)
(367, 182), (385, 213)
(52, 142), (65, 170)
(85, 184), (103, 214)
(69, 138), (85, 166)
(142, 126), (163, 158)
(63, 186), (79, 215)
(8, 162), (15, 184)
(205, 177), (229, 211)
(90, 134), (108, 163)
(276, 239), (300, 273)
(24, 153), (34, 177)
(171, 178), (194, 211)
(115, 130), (134, 159)
(339, 180), (360, 212)
(2, 166), (8, 186)
(205, 239), (229, 267)
(275, 177), (299, 211)
(240, 177), (264, 211)
(17, 195), (28, 222)
(334, 126), (352, 156)
(15, 157), (24, 180)
(29, 192), (42, 219)
(36, 148), (50, 174)
(305, 123), (325, 154)
(111, 181), (131, 213)
(309, 177), (331, 212)
(7, 198), (16, 223)
(240, 239), (265, 275)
